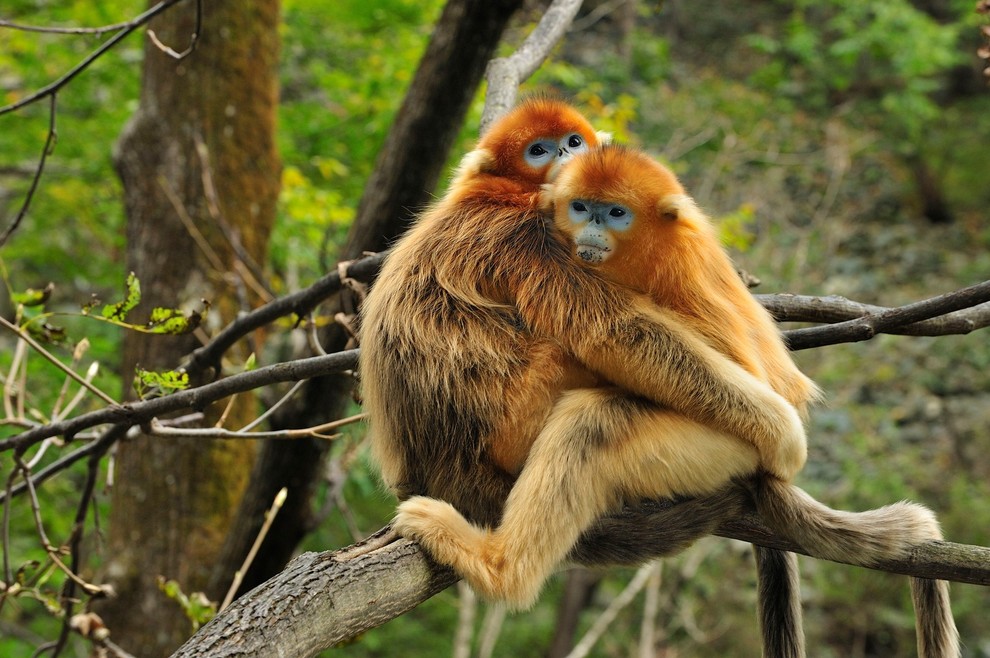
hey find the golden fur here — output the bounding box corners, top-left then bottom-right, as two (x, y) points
(359, 102), (958, 656)
(544, 146), (958, 657)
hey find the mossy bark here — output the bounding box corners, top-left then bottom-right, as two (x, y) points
(101, 2), (281, 654)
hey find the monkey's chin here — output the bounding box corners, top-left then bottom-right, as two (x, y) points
(576, 245), (610, 264)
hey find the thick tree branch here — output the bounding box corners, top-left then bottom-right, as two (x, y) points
(779, 279), (990, 350)
(756, 293), (990, 337)
(172, 514), (990, 658)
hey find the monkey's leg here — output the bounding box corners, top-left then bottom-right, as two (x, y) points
(755, 546), (804, 658)
(395, 387), (760, 609)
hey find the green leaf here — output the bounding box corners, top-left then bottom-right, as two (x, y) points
(11, 282), (54, 307)
(145, 305), (205, 335)
(133, 368), (190, 399)
(101, 272), (141, 321)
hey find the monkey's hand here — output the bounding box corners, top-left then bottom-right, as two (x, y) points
(756, 399), (807, 482)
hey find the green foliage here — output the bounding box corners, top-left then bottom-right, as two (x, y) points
(133, 367), (189, 399)
(79, 272), (208, 335)
(157, 577), (217, 632)
(746, 0), (966, 144)
(271, 0), (445, 279)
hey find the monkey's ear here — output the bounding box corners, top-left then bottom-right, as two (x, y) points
(657, 194), (703, 222)
(595, 131), (613, 145)
(455, 148), (496, 178)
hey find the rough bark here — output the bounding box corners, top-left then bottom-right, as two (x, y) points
(102, 1), (281, 654)
(173, 530), (458, 658)
(218, 0), (526, 598)
(173, 515), (990, 657)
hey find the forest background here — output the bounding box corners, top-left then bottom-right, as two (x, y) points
(2, 0), (990, 656)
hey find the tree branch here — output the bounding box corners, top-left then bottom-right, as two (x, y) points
(0, 0), (190, 117)
(756, 293), (990, 337)
(779, 279), (990, 350)
(0, 351), (359, 456)
(481, 0), (584, 131)
(172, 514), (990, 658)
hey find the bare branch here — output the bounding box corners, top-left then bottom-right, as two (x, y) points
(781, 279), (990, 350)
(0, 0), (190, 117)
(0, 315), (117, 406)
(481, 0), (584, 131)
(0, 350), (359, 456)
(172, 518), (990, 658)
(147, 413), (365, 440)
(181, 254), (384, 378)
(147, 0), (200, 60)
(758, 293), (990, 337)
(0, 93), (57, 248)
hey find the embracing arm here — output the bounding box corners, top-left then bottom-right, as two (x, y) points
(514, 255), (806, 481)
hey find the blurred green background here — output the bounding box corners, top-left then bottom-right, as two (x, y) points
(2, 0), (989, 655)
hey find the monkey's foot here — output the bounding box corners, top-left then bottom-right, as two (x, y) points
(394, 496), (486, 569)
(394, 497), (536, 608)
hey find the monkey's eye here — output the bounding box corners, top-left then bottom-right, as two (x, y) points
(524, 139), (557, 167)
(567, 134), (584, 149)
(608, 207), (626, 218)
(571, 201), (588, 213)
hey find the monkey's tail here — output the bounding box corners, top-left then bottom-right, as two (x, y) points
(755, 476), (942, 563)
(756, 477), (960, 658)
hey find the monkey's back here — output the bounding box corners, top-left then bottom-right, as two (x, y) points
(359, 195), (564, 525)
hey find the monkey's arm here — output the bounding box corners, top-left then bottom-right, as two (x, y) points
(513, 254), (806, 481)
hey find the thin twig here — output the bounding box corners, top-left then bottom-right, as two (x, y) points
(147, 0), (200, 61)
(453, 581), (477, 658)
(638, 561), (663, 658)
(241, 380), (306, 432)
(0, 427), (123, 505)
(0, 0), (188, 116)
(565, 562), (658, 658)
(477, 604), (506, 658)
(0, 351), (360, 469)
(0, 93), (57, 247)
(50, 340), (91, 420)
(0, 18), (141, 35)
(149, 412), (364, 440)
(52, 442), (105, 658)
(0, 316), (116, 406)
(219, 487), (288, 612)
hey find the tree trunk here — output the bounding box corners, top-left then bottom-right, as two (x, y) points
(215, 0), (526, 599)
(101, 2), (281, 654)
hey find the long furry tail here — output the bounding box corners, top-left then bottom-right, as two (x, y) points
(755, 476), (942, 563)
(756, 477), (960, 658)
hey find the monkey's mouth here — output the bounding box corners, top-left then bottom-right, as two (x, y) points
(575, 244), (610, 264)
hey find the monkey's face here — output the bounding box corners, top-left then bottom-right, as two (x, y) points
(475, 99), (600, 188)
(550, 146), (691, 281)
(565, 199), (634, 264)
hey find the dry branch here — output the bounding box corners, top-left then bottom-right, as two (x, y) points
(0, 352), (359, 464)
(172, 516), (990, 658)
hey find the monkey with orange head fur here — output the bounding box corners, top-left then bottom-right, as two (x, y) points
(364, 99), (805, 526)
(360, 100), (957, 657)
(542, 145), (957, 658)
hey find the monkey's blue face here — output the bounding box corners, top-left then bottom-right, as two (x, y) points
(567, 199), (634, 264)
(523, 132), (589, 171)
